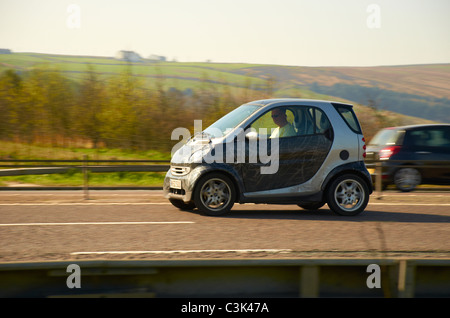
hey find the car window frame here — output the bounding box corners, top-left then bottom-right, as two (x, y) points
(245, 105), (333, 139)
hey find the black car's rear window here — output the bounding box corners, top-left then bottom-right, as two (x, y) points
(332, 103), (362, 134)
(369, 129), (401, 146)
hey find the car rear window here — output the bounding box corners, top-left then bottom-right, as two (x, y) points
(369, 129), (401, 146)
(332, 103), (362, 134)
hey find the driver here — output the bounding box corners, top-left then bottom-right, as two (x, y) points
(270, 108), (296, 138)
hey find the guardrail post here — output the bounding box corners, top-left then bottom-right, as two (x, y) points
(376, 161), (383, 199)
(397, 260), (415, 298)
(83, 155), (89, 200)
(299, 265), (320, 297)
(380, 264), (399, 298)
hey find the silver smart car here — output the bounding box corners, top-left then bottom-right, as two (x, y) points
(164, 99), (372, 216)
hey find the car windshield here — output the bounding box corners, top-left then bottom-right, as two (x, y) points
(369, 129), (400, 146)
(203, 104), (261, 138)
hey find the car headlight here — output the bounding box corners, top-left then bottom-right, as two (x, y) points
(170, 166), (191, 176)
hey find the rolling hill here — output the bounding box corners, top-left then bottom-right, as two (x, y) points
(1, 52), (449, 123)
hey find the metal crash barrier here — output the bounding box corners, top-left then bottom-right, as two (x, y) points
(0, 259), (448, 298)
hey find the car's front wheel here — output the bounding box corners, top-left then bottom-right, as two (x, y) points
(326, 174), (369, 216)
(193, 173), (236, 216)
(394, 167), (421, 192)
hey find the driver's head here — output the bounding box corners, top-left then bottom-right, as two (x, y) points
(271, 108), (288, 127)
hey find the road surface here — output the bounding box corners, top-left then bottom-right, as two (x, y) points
(0, 190), (449, 263)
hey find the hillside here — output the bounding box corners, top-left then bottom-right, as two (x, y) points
(215, 63), (450, 123)
(1, 52), (448, 125)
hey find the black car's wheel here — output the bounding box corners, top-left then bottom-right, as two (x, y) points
(326, 174), (369, 216)
(298, 202), (326, 210)
(169, 198), (196, 211)
(394, 167), (421, 192)
(193, 173), (236, 216)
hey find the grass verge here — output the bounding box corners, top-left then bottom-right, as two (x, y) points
(0, 171), (166, 187)
(0, 141), (169, 187)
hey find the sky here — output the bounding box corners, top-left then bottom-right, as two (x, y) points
(0, 0), (449, 67)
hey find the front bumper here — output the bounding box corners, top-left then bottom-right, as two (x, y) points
(163, 164), (206, 203)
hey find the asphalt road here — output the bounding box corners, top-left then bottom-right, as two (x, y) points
(0, 190), (449, 263)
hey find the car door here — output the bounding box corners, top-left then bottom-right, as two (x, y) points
(240, 105), (333, 193)
(405, 126), (450, 183)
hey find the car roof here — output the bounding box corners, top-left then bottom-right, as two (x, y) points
(382, 123), (450, 131)
(246, 98), (353, 108)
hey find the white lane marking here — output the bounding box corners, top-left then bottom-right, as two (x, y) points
(0, 202), (449, 206)
(368, 203), (450, 206)
(0, 221), (194, 227)
(71, 249), (292, 255)
(0, 202), (171, 206)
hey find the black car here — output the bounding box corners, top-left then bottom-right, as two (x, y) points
(365, 124), (450, 191)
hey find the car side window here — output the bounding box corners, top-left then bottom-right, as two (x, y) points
(425, 128), (450, 147)
(408, 130), (430, 147)
(308, 107), (332, 134)
(407, 127), (450, 148)
(250, 107), (296, 138)
(294, 107), (332, 136)
(249, 106), (333, 139)
(443, 127), (450, 148)
(293, 107), (314, 135)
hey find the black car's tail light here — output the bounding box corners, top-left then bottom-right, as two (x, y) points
(379, 145), (401, 159)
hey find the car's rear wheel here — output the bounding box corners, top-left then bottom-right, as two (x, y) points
(169, 198), (196, 211)
(394, 167), (421, 192)
(193, 173), (236, 216)
(326, 174), (369, 216)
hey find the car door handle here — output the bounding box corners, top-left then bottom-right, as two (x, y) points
(415, 151), (431, 154)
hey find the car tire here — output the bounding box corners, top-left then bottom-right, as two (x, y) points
(169, 198), (196, 211)
(193, 173), (236, 216)
(394, 167), (421, 192)
(298, 202), (326, 210)
(326, 174), (370, 216)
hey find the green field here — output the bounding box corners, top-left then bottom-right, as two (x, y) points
(0, 171), (166, 187)
(2, 52), (449, 97)
(0, 53), (268, 91)
(2, 52), (448, 108)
